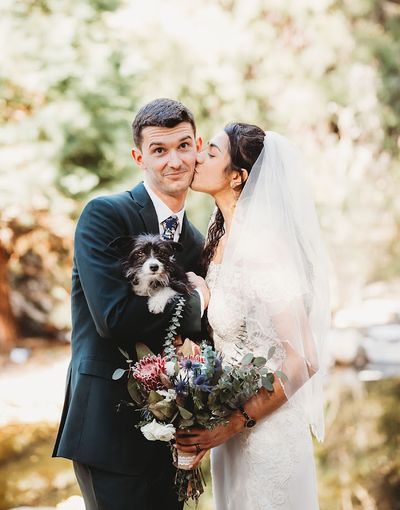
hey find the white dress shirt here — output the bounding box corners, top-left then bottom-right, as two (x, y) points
(143, 181), (185, 241)
(143, 181), (204, 316)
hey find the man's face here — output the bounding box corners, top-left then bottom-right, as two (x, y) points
(132, 122), (202, 199)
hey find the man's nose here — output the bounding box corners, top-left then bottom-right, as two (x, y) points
(168, 150), (182, 169)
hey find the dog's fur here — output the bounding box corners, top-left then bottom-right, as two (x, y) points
(109, 234), (193, 314)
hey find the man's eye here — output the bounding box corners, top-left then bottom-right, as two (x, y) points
(154, 148), (164, 154)
(180, 142), (190, 149)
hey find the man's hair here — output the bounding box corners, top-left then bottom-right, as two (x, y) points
(132, 98), (196, 147)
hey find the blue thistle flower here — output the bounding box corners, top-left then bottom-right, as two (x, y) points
(194, 374), (206, 386)
(181, 359), (193, 370)
(175, 379), (188, 394)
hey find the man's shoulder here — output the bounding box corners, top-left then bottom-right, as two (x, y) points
(80, 185), (143, 218)
(86, 190), (134, 210)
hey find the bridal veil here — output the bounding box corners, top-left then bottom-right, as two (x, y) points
(218, 131), (330, 441)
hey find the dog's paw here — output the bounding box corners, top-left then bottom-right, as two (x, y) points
(148, 288), (178, 314)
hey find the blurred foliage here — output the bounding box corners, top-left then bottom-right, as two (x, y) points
(316, 374), (400, 510)
(0, 0), (400, 337)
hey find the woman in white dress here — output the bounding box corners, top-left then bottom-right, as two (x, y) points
(176, 123), (330, 510)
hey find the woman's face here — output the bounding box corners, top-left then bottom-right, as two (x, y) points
(191, 131), (232, 195)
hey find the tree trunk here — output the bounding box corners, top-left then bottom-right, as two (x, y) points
(0, 246), (17, 353)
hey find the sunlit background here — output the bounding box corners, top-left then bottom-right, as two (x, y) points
(0, 0), (399, 509)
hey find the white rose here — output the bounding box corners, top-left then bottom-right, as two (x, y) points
(140, 420), (176, 442)
(165, 361), (176, 377)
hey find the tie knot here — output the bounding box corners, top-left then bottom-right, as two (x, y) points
(161, 215), (179, 241)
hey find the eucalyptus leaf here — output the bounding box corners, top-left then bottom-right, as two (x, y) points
(241, 353), (254, 365)
(267, 346), (276, 360)
(276, 370), (289, 383)
(262, 376), (274, 392)
(253, 356), (267, 367)
(112, 368), (126, 380)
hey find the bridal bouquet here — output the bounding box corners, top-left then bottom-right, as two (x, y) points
(113, 296), (284, 504)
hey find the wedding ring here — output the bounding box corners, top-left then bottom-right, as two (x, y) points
(195, 443), (201, 454)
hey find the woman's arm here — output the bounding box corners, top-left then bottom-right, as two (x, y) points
(175, 297), (318, 466)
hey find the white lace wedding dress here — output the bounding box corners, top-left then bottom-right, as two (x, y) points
(206, 262), (320, 510)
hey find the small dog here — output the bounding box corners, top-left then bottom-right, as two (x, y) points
(110, 234), (193, 314)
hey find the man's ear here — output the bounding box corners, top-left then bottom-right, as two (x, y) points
(131, 148), (143, 167)
(196, 136), (203, 152)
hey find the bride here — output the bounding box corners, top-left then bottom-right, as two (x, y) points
(176, 123), (330, 509)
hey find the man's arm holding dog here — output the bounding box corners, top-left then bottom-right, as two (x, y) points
(74, 197), (205, 351)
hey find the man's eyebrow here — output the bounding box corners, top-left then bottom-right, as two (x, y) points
(149, 135), (193, 149)
(208, 141), (222, 153)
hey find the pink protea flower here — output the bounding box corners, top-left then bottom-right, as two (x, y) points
(131, 355), (167, 391)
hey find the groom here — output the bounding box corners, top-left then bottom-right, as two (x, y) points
(53, 98), (209, 510)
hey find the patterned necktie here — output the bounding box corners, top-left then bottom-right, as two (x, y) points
(161, 215), (179, 241)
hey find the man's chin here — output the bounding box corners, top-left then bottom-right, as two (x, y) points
(165, 179), (192, 196)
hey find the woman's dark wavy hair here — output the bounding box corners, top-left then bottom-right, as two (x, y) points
(202, 122), (265, 271)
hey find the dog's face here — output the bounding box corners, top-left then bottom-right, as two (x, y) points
(117, 234), (182, 295)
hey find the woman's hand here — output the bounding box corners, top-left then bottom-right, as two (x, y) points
(186, 271), (210, 308)
(175, 412), (244, 465)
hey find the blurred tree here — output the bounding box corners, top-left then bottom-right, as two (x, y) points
(0, 0), (137, 344)
(0, 0), (399, 342)
(0, 243), (17, 352)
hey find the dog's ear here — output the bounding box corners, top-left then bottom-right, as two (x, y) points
(169, 241), (183, 252)
(107, 236), (135, 257)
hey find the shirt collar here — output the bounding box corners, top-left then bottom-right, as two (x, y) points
(143, 181), (185, 233)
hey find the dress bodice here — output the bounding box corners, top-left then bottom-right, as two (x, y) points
(206, 262), (245, 358)
(206, 262), (285, 368)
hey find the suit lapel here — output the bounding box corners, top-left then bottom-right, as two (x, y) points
(129, 182), (159, 234)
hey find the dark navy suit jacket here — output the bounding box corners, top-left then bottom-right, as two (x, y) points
(53, 183), (204, 475)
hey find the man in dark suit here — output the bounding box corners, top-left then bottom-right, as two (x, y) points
(53, 98), (209, 510)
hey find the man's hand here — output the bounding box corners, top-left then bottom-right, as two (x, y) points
(186, 271), (210, 308)
(175, 412), (245, 467)
(173, 337), (201, 357)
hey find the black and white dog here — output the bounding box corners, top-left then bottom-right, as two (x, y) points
(110, 234), (193, 314)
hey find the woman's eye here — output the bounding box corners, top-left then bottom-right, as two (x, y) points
(208, 153), (215, 158)
(155, 148), (164, 154)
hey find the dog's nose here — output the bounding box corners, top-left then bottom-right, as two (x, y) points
(149, 264), (159, 272)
